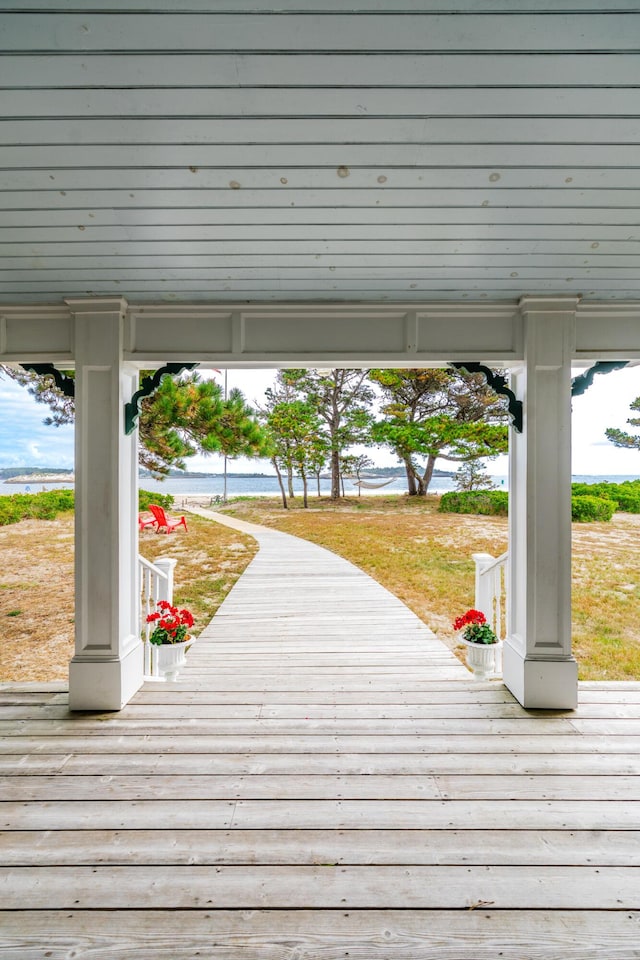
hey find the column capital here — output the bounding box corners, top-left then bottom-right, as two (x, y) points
(518, 295), (580, 315)
(65, 297), (128, 317)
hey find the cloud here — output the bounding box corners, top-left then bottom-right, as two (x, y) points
(0, 374), (74, 468)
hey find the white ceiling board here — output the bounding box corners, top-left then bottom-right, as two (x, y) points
(5, 88), (640, 119)
(3, 144), (640, 168)
(2, 208), (640, 230)
(2, 223), (636, 241)
(6, 267), (639, 282)
(5, 190), (640, 218)
(3, 255), (638, 272)
(2, 234), (637, 256)
(7, 118), (640, 144)
(4, 13), (639, 52)
(3, 53), (638, 87)
(5, 1), (640, 11)
(0, 3), (639, 304)
(1, 168), (639, 191)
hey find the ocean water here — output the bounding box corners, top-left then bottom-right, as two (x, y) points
(137, 473), (460, 500)
(2, 473), (637, 499)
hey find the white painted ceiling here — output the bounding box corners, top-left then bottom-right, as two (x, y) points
(1, 1), (639, 303)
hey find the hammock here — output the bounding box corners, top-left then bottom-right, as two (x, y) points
(350, 477), (397, 489)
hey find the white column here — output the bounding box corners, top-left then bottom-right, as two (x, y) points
(503, 296), (578, 710)
(68, 298), (143, 710)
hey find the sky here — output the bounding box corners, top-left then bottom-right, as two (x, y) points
(1, 365), (640, 477)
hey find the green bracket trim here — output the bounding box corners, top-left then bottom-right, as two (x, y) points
(450, 362), (523, 433)
(20, 363), (75, 397)
(124, 362), (198, 435)
(571, 361), (629, 397)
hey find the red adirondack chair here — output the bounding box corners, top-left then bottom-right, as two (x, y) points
(148, 503), (188, 534)
(138, 512), (157, 532)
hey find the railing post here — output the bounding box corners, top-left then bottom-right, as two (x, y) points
(139, 555), (177, 680)
(472, 553), (495, 622)
(154, 557), (176, 605)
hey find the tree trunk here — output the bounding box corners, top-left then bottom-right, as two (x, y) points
(420, 454), (437, 494)
(301, 470), (308, 508)
(403, 455), (419, 496)
(330, 447), (340, 500)
(287, 465), (295, 499)
(316, 473), (321, 497)
(272, 457), (288, 509)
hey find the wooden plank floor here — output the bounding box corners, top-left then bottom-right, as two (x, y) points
(1, 511), (640, 958)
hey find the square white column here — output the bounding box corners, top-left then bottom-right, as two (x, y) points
(68, 298), (143, 710)
(503, 296), (578, 710)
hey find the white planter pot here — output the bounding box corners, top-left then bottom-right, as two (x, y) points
(460, 638), (501, 679)
(145, 636), (194, 682)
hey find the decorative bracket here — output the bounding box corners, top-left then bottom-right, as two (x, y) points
(571, 361), (629, 397)
(20, 363), (75, 397)
(124, 362), (198, 435)
(450, 362), (523, 433)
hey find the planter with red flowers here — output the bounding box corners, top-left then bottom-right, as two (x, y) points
(145, 600), (196, 682)
(452, 608), (501, 679)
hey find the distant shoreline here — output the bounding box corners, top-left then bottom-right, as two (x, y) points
(5, 473), (75, 484)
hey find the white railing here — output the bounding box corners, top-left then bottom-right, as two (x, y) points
(139, 555), (176, 678)
(472, 550), (508, 676)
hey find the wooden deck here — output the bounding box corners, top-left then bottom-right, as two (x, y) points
(2, 511), (640, 958)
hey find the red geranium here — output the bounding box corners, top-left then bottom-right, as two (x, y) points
(146, 601), (195, 645)
(452, 608), (497, 645)
(452, 608), (487, 631)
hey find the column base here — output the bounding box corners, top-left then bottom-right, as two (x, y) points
(503, 640), (578, 710)
(69, 639), (144, 711)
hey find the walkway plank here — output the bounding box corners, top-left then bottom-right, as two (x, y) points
(3, 864), (639, 910)
(1, 910), (639, 960)
(2, 509), (640, 957)
(3, 828), (638, 867)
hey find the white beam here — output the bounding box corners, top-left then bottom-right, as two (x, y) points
(126, 301), (523, 366)
(0, 304), (73, 362)
(575, 302), (640, 360)
(2, 299), (639, 366)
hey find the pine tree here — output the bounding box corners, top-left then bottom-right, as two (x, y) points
(605, 397), (640, 452)
(282, 369), (374, 500)
(370, 368), (509, 495)
(0, 365), (267, 476)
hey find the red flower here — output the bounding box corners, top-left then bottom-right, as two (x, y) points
(453, 608), (487, 631)
(146, 599), (196, 646)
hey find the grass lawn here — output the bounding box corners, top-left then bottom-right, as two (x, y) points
(223, 494), (640, 681)
(0, 512), (257, 683)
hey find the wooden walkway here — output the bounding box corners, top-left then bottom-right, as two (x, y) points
(2, 511), (640, 957)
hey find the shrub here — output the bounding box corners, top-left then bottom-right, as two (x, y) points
(0, 500), (23, 526)
(571, 479), (640, 513)
(571, 495), (616, 523)
(139, 488), (174, 511)
(439, 490), (509, 516)
(0, 488), (174, 526)
(0, 489), (75, 526)
(604, 481), (640, 513)
(440, 488), (617, 523)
